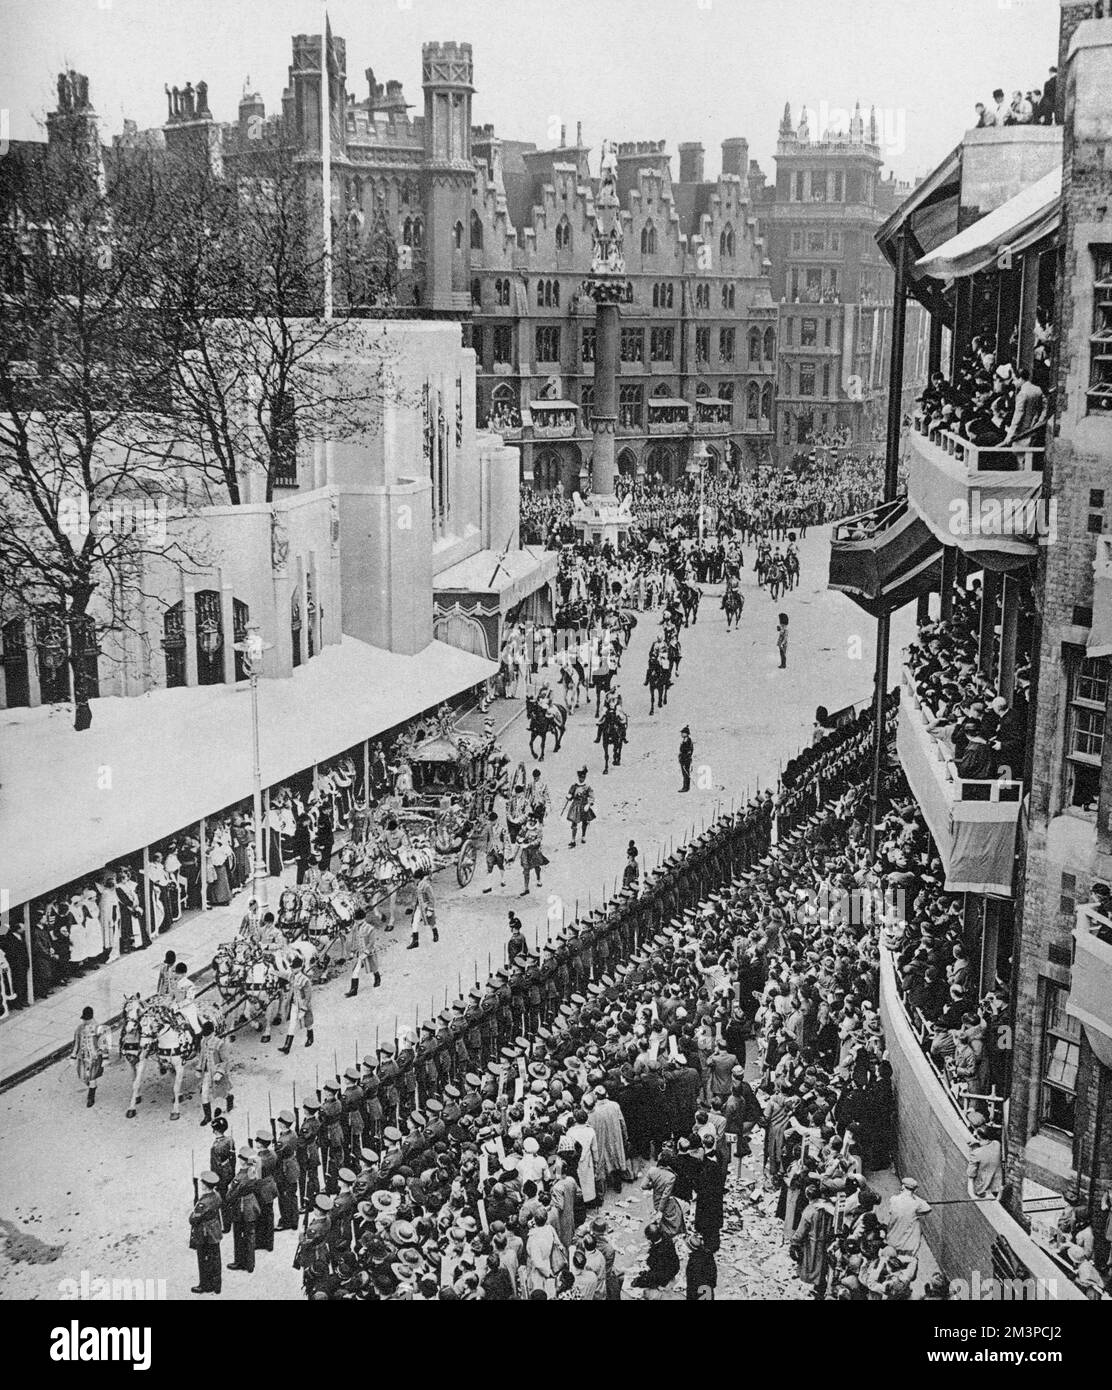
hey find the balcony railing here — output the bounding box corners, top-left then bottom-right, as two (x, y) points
(896, 664), (1021, 896)
(914, 417), (1045, 474)
(1068, 904), (1112, 1057)
(906, 421), (1045, 555)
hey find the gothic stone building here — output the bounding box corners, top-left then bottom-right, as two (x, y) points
(752, 102), (928, 451)
(468, 132), (779, 492)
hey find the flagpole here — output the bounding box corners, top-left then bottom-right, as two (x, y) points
(321, 7), (334, 320)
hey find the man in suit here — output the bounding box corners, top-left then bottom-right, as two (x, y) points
(293, 815), (313, 885)
(225, 1148), (260, 1273)
(678, 726), (694, 793)
(315, 807), (334, 872)
(188, 1172), (224, 1294)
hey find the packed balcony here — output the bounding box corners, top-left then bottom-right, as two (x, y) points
(896, 663), (1022, 896)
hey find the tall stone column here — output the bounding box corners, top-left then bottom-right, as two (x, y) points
(591, 299), (620, 496)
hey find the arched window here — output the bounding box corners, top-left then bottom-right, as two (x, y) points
(749, 329), (761, 364)
(470, 210), (483, 250)
(555, 215), (572, 251)
(163, 602), (186, 688)
(652, 382), (671, 397)
(534, 451), (563, 492)
(761, 382), (774, 421)
(471, 278), (482, 306)
(413, 218), (424, 248)
(641, 221), (656, 255)
(537, 280), (545, 307)
(652, 283), (660, 308)
(291, 590), (302, 669)
(454, 220), (464, 251)
(763, 327), (776, 361)
(720, 224), (735, 258)
(696, 380), (710, 398)
(617, 447), (640, 479)
(580, 384), (594, 424)
(1, 617), (29, 708)
(666, 283), (674, 308)
(552, 280), (560, 307)
(747, 381), (761, 420)
(402, 217), (413, 246)
(645, 445), (674, 484)
(194, 590), (224, 686)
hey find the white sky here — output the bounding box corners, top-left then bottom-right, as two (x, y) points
(0, 0), (1059, 180)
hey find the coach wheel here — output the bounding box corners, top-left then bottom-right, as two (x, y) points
(457, 837), (477, 887)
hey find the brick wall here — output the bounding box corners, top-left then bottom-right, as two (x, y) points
(1008, 11), (1112, 1203)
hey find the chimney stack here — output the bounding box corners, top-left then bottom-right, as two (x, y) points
(678, 141), (705, 183)
(721, 137), (749, 179)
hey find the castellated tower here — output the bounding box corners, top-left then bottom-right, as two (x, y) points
(421, 41), (474, 311)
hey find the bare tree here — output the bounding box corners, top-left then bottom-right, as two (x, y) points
(0, 123), (201, 731)
(146, 138), (405, 506)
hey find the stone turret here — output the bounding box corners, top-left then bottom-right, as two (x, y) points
(421, 41), (475, 310)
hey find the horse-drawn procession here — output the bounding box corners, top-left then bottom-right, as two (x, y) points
(109, 711), (500, 1120)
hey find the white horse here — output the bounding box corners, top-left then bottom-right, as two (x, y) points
(120, 993), (216, 1120)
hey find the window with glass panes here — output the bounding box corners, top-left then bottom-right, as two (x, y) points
(1039, 982), (1081, 1133)
(799, 362), (816, 396)
(801, 318), (817, 347)
(1066, 653), (1108, 812)
(493, 326), (512, 364)
(1088, 247), (1112, 413)
(620, 328), (644, 363)
(581, 328), (596, 363)
(650, 327), (674, 362)
(619, 384), (643, 429)
(696, 327), (710, 363)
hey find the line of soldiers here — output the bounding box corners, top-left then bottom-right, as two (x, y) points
(188, 791), (777, 1296)
(287, 796), (781, 1292)
(186, 701), (890, 1296)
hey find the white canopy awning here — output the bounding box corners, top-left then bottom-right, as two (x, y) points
(914, 166), (1062, 281)
(1, 637), (496, 909)
(434, 546), (557, 612)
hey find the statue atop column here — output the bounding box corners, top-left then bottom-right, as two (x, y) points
(196, 80), (209, 116)
(590, 138), (626, 279)
(182, 82), (195, 118)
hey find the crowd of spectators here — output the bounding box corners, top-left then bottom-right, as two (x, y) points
(905, 582), (1031, 784)
(973, 66), (1057, 128)
(914, 332), (1051, 455)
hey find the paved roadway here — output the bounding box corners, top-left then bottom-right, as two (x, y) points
(0, 528), (915, 1299)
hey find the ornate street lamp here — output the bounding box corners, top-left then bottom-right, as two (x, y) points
(233, 621), (273, 906)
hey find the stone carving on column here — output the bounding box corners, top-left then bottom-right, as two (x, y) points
(270, 511), (289, 575)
